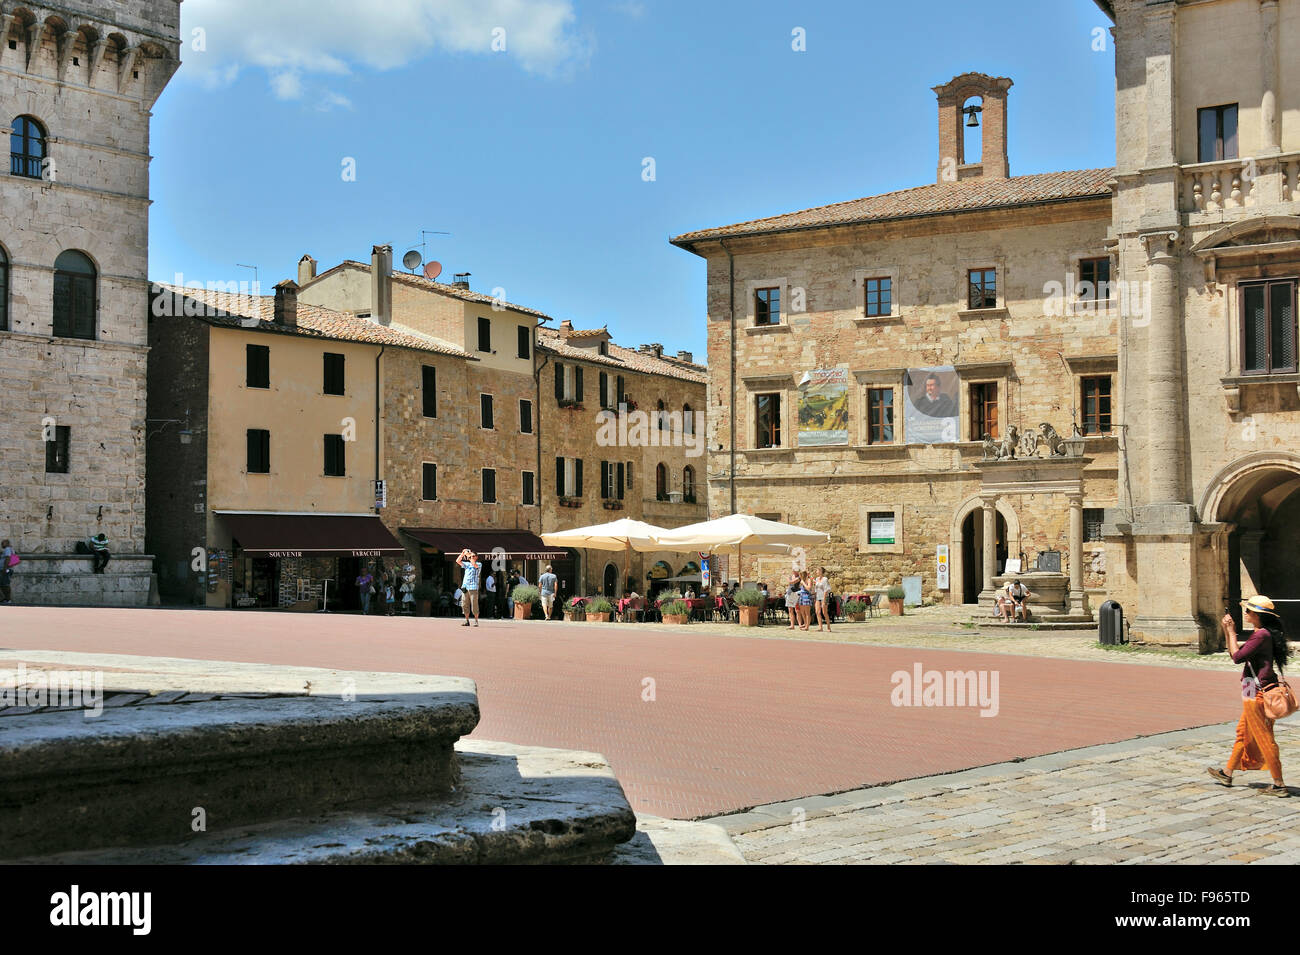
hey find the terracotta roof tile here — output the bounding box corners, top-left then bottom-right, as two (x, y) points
(152, 284), (472, 358)
(537, 329), (706, 384)
(671, 168), (1115, 245)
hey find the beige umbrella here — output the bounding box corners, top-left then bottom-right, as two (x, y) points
(651, 513), (831, 587)
(540, 518), (668, 595)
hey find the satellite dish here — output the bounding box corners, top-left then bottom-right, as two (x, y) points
(424, 261), (443, 281)
(402, 249), (423, 271)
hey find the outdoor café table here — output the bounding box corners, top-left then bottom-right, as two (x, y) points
(684, 597), (711, 621)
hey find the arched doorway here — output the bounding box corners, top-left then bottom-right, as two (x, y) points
(960, 510), (1007, 604)
(602, 562), (618, 597)
(1208, 459), (1300, 636)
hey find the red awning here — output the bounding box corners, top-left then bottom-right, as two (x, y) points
(219, 513), (406, 558)
(403, 528), (567, 561)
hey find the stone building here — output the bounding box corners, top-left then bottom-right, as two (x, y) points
(147, 282), (445, 609)
(537, 323), (708, 598)
(296, 251), (708, 601)
(672, 73), (1121, 617)
(1097, 0), (1300, 646)
(0, 1), (179, 604)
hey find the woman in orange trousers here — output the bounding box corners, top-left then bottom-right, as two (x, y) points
(1208, 595), (1290, 796)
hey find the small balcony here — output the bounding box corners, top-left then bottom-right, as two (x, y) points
(1180, 152), (1300, 215)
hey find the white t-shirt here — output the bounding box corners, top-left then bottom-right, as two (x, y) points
(815, 577), (830, 600)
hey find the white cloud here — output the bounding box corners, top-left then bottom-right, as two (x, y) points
(182, 0), (590, 98)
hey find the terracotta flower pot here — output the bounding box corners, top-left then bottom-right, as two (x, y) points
(563, 612), (583, 623)
(662, 613), (689, 626)
(417, 600), (431, 617)
(514, 603), (534, 620)
(587, 612), (611, 623)
(889, 598), (904, 616)
(737, 606), (760, 626)
(849, 612), (866, 622)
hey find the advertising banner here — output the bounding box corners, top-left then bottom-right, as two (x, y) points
(903, 366), (959, 444)
(797, 368), (849, 446)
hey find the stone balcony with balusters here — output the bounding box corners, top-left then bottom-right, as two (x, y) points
(1180, 151), (1300, 220)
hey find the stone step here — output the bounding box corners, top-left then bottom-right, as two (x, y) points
(975, 619), (1098, 631)
(0, 681), (480, 857)
(14, 740), (637, 865)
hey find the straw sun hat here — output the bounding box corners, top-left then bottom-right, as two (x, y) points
(1240, 595), (1281, 617)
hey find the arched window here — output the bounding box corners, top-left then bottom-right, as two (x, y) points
(656, 399), (666, 430)
(683, 403), (694, 435)
(683, 465), (695, 502)
(10, 116), (46, 179)
(53, 250), (96, 340)
(655, 463), (667, 500)
(0, 245), (8, 331)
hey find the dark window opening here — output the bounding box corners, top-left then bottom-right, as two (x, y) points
(865, 277), (891, 317)
(970, 382), (999, 441)
(323, 352), (345, 395)
(480, 394), (494, 430)
(1078, 258), (1111, 301)
(1242, 280), (1297, 375)
(477, 316), (491, 353)
(45, 425), (70, 473)
(968, 268), (997, 310)
(482, 468), (496, 504)
(422, 463), (437, 501)
(1084, 508), (1105, 543)
(755, 393), (781, 449)
(247, 429), (270, 473)
(522, 470), (535, 506)
(422, 365), (437, 417)
(324, 434), (345, 476)
(1081, 376), (1113, 435)
(519, 399), (533, 434)
(1198, 104), (1239, 163)
(868, 388), (894, 444)
(755, 287), (780, 326)
(10, 115), (45, 179)
(246, 344), (270, 389)
(52, 250), (96, 339)
(517, 325), (530, 359)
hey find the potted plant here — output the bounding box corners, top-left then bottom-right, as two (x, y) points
(586, 596), (614, 623)
(843, 599), (867, 622)
(887, 585), (906, 616)
(414, 580), (437, 617)
(563, 596), (586, 622)
(511, 584), (539, 620)
(733, 587), (764, 626)
(661, 599), (690, 625)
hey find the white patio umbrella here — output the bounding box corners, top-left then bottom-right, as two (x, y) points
(651, 513), (831, 587)
(540, 518), (669, 594)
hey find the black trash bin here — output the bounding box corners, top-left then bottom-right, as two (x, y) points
(1098, 599), (1124, 645)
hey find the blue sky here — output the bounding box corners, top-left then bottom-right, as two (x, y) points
(150, 0), (1116, 357)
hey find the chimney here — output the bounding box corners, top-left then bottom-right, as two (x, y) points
(297, 254), (317, 285)
(452, 272), (471, 290)
(932, 73), (1012, 182)
(273, 279), (299, 328)
(560, 320), (574, 332)
(676, 350), (693, 363)
(370, 245), (392, 325)
(650, 342), (663, 358)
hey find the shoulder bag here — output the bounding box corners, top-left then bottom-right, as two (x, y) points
(1248, 660), (1298, 720)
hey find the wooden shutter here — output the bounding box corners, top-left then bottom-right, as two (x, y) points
(617, 462), (625, 500)
(600, 372), (608, 409)
(556, 456), (565, 496)
(555, 364), (564, 401)
(600, 461), (610, 499)
(575, 366), (584, 402)
(575, 458), (583, 497)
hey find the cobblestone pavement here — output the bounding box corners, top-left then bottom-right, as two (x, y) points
(0, 606), (1252, 818)
(719, 721), (1300, 864)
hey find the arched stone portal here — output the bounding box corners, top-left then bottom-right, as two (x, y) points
(1204, 454), (1300, 637)
(949, 496), (1021, 606)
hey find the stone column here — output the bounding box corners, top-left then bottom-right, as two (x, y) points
(1067, 491), (1089, 616)
(979, 494), (998, 607)
(1260, 0), (1282, 156)
(1140, 231), (1185, 505)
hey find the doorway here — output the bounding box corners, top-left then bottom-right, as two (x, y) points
(961, 510), (1007, 604)
(603, 562), (618, 598)
(1217, 466), (1300, 637)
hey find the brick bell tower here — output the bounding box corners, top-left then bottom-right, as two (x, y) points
(933, 72), (1012, 182)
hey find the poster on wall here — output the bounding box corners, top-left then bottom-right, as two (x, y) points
(903, 366), (959, 444)
(797, 368), (850, 446)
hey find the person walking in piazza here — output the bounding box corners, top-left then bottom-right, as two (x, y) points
(538, 564), (558, 620)
(1208, 596), (1291, 796)
(814, 566), (833, 633)
(456, 548), (482, 627)
(484, 569), (497, 619)
(355, 566), (374, 615)
(1, 539), (16, 604)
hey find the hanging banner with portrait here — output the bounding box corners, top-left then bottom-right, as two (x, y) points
(903, 366), (960, 444)
(797, 367), (849, 446)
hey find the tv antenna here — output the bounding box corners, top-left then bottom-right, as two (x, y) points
(236, 263), (259, 289)
(403, 229), (451, 277)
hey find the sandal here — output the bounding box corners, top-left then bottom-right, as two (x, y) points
(1259, 784), (1291, 797)
(1206, 767), (1233, 787)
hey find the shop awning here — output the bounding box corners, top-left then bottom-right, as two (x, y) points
(403, 528), (567, 561)
(218, 512), (406, 558)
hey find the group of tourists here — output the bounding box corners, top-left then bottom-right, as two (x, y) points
(353, 563), (400, 616)
(783, 568), (834, 633)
